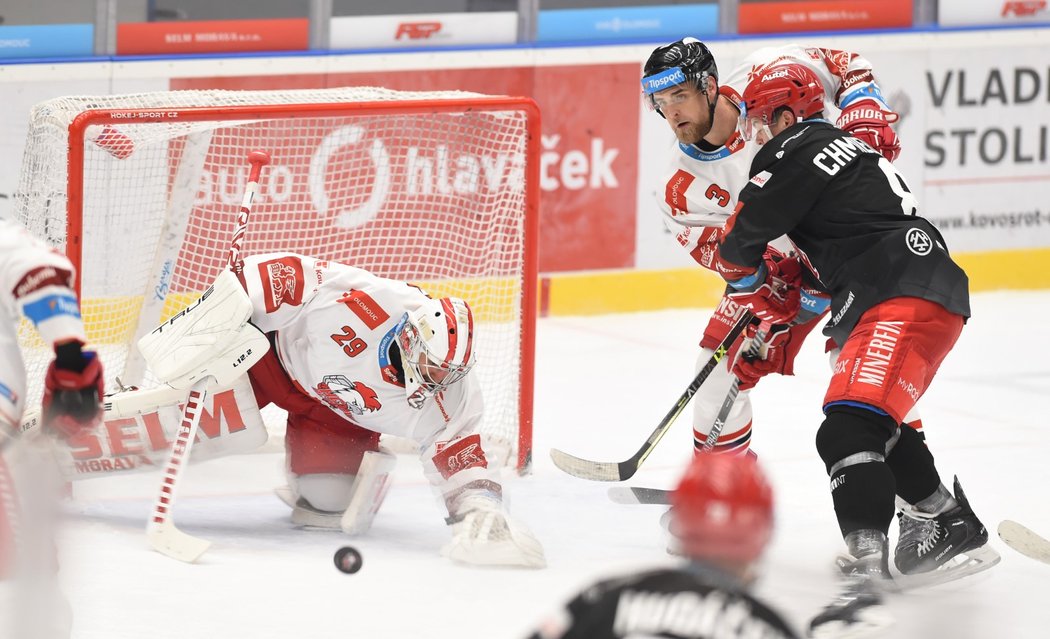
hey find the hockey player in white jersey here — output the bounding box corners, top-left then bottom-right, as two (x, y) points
(237, 252), (544, 568)
(640, 38), (988, 585)
(0, 217), (105, 638)
(642, 37), (901, 460)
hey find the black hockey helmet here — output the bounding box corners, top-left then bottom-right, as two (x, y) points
(641, 37), (718, 116)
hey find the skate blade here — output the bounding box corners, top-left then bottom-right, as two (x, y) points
(808, 604), (895, 639)
(893, 544), (1001, 590)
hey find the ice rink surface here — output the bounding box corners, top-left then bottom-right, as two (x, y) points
(62, 290), (1050, 638)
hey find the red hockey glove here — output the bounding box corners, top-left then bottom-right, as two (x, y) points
(723, 255), (802, 325)
(728, 323), (794, 388)
(42, 340), (104, 439)
(836, 99), (901, 162)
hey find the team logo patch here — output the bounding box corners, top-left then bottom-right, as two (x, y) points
(905, 228), (932, 256)
(314, 375), (382, 418)
(432, 433), (488, 480)
(339, 289), (390, 330)
(259, 257), (305, 313)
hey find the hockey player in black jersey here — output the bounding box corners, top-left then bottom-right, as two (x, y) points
(714, 62), (999, 637)
(528, 453), (800, 639)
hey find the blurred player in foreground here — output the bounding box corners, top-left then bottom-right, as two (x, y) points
(0, 217), (104, 638)
(528, 453), (799, 639)
(715, 62), (998, 636)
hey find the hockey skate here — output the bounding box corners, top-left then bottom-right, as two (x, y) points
(809, 531), (894, 639)
(893, 476), (1000, 588)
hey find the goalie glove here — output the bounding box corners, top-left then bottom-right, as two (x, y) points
(443, 490), (546, 569)
(836, 98), (901, 162)
(42, 340), (104, 439)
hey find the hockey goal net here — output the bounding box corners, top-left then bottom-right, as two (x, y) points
(15, 87), (538, 472)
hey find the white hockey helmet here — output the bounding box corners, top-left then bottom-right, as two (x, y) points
(397, 296), (477, 407)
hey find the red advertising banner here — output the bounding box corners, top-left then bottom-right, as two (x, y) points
(117, 19), (309, 55)
(739, 0), (912, 33)
(171, 64), (641, 273)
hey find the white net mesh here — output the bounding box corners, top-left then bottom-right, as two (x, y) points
(15, 87), (536, 470)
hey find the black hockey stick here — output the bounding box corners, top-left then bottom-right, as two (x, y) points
(606, 321), (771, 503)
(549, 309), (754, 482)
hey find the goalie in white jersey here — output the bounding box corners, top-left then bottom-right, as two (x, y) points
(237, 252), (543, 568)
(0, 217), (105, 638)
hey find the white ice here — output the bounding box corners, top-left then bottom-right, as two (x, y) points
(61, 290), (1050, 638)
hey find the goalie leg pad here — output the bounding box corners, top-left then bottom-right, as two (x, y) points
(340, 450), (397, 536)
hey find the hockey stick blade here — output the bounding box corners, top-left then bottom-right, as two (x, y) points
(147, 521), (211, 563)
(549, 448), (628, 482)
(607, 486), (672, 505)
(549, 310), (754, 483)
(998, 520), (1050, 565)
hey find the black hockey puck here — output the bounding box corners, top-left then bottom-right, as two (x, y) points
(333, 546), (363, 574)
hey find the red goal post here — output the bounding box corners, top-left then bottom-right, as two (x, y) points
(15, 88), (539, 472)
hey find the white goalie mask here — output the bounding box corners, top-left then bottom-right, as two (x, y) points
(397, 296), (477, 408)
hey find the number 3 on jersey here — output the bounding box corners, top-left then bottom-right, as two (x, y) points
(705, 183), (731, 208)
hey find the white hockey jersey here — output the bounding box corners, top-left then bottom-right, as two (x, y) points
(240, 253), (495, 492)
(657, 44), (890, 269)
(0, 218), (85, 350)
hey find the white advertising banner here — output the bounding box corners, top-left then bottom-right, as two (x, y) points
(0, 28), (1047, 273)
(330, 12), (517, 49)
(939, 0), (1050, 27)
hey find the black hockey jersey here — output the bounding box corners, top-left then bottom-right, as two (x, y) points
(719, 120), (970, 347)
(528, 565), (799, 639)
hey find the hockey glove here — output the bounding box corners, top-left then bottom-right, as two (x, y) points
(723, 255), (802, 325)
(728, 323), (795, 388)
(42, 340), (104, 439)
(836, 99), (901, 162)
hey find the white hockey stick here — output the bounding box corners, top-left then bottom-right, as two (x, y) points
(998, 520), (1050, 565)
(146, 150), (270, 562)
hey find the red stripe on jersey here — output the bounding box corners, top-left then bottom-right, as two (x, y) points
(339, 289), (390, 330)
(665, 169), (695, 217)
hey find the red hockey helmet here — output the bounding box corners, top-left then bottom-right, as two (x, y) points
(740, 63), (825, 141)
(397, 296), (476, 407)
(669, 453), (774, 566)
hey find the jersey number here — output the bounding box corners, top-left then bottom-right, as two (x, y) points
(876, 158), (919, 216)
(331, 326), (367, 357)
(705, 183), (731, 208)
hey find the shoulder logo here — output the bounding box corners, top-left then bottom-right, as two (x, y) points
(749, 170), (772, 188)
(259, 256), (305, 313)
(906, 228), (932, 256)
(315, 375), (382, 418)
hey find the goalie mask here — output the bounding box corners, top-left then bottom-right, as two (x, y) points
(397, 297), (476, 408)
(670, 453), (774, 567)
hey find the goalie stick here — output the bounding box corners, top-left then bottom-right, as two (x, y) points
(550, 310), (754, 482)
(998, 520), (1050, 565)
(146, 150), (270, 563)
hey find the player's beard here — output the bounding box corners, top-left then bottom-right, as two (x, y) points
(673, 120), (711, 145)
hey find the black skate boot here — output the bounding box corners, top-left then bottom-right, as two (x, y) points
(894, 476), (999, 580)
(809, 530), (894, 639)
